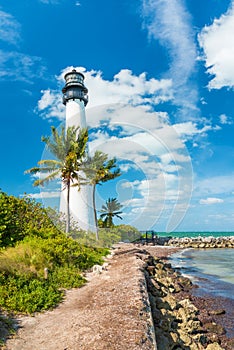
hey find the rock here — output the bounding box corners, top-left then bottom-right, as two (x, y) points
(163, 295), (177, 310)
(169, 331), (179, 343)
(167, 235), (234, 249)
(178, 299), (198, 315)
(208, 309), (225, 316)
(199, 243), (206, 248)
(204, 322), (226, 335)
(193, 334), (209, 346)
(155, 330), (170, 350)
(227, 338), (234, 349)
(159, 318), (170, 332)
(156, 299), (172, 311)
(146, 265), (155, 274)
(208, 333), (221, 344)
(178, 331), (193, 346)
(206, 342), (225, 350)
(156, 262), (164, 270)
(177, 276), (193, 289)
(186, 319), (203, 334)
(170, 282), (182, 293)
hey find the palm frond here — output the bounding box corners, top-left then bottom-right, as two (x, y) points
(33, 170), (60, 187)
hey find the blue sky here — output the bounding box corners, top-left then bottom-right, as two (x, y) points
(1, 0), (234, 232)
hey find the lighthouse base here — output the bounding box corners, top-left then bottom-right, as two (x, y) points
(60, 185), (97, 234)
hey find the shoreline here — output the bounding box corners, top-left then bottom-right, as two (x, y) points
(141, 245), (234, 349)
(168, 247), (234, 338)
(3, 243), (234, 349)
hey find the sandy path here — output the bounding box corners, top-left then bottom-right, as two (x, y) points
(5, 244), (162, 350)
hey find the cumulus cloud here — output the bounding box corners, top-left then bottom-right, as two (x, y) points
(38, 89), (65, 119)
(0, 50), (47, 83)
(173, 121), (220, 138)
(86, 104), (193, 231)
(200, 197), (224, 205)
(28, 191), (60, 199)
(141, 0), (199, 120)
(0, 10), (21, 46)
(37, 66), (227, 230)
(37, 67), (172, 118)
(64, 67), (172, 109)
(198, 1), (234, 89)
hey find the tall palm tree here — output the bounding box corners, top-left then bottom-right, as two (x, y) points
(82, 151), (121, 238)
(25, 126), (88, 233)
(100, 198), (123, 228)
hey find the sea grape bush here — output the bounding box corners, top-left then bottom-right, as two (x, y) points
(0, 191), (139, 315)
(0, 191), (60, 247)
(0, 273), (62, 314)
(0, 192), (108, 314)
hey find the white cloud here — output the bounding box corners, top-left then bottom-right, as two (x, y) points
(39, 0), (61, 4)
(200, 197), (224, 205)
(219, 114), (233, 125)
(0, 9), (47, 84)
(0, 10), (21, 46)
(38, 89), (65, 119)
(195, 175), (234, 197)
(37, 67), (172, 119)
(173, 121), (219, 137)
(198, 1), (234, 89)
(28, 191), (60, 199)
(64, 67), (172, 109)
(142, 0), (199, 120)
(87, 115), (193, 231)
(0, 50), (47, 83)
(40, 67), (231, 230)
(37, 65), (228, 230)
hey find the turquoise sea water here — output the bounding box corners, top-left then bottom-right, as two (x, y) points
(157, 231), (234, 238)
(170, 248), (234, 300)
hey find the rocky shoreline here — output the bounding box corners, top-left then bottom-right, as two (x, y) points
(138, 247), (234, 350)
(3, 243), (233, 350)
(164, 236), (234, 248)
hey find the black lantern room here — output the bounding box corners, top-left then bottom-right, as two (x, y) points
(62, 69), (88, 106)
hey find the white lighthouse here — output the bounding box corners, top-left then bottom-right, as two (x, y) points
(60, 69), (96, 234)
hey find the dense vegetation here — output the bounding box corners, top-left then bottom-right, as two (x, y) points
(0, 191), (108, 315)
(0, 192), (140, 316)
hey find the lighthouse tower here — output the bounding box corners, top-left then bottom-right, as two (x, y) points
(60, 69), (96, 233)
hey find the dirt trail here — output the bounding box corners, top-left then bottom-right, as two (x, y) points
(5, 244), (173, 350)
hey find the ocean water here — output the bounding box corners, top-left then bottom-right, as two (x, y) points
(157, 231), (234, 238)
(170, 248), (234, 300)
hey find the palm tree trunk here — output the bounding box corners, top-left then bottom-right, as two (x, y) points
(108, 214), (113, 228)
(92, 184), (99, 240)
(66, 181), (70, 234)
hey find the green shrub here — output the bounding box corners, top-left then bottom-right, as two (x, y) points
(0, 234), (108, 314)
(0, 236), (107, 275)
(0, 191), (111, 315)
(0, 192), (61, 248)
(0, 273), (62, 314)
(49, 266), (86, 289)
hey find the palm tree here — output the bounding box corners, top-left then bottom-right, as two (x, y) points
(100, 198), (123, 228)
(25, 126), (88, 233)
(82, 151), (121, 238)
